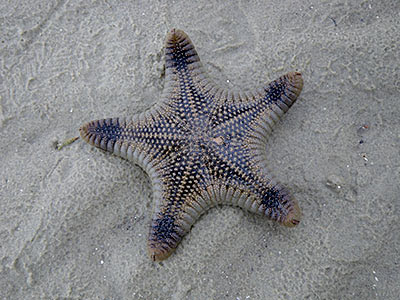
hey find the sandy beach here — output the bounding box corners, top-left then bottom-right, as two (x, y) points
(1, 0), (399, 299)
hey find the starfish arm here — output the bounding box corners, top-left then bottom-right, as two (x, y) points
(205, 146), (302, 227)
(210, 72), (303, 135)
(241, 73), (303, 191)
(147, 150), (212, 261)
(248, 72), (303, 140)
(79, 112), (185, 171)
(80, 117), (129, 154)
(160, 29), (221, 120)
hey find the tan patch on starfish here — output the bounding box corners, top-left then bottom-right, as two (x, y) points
(80, 29), (303, 261)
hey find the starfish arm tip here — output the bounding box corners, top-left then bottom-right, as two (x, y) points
(79, 118), (125, 153)
(282, 200), (302, 227)
(148, 244), (174, 262)
(287, 71), (303, 96)
(275, 71), (304, 112)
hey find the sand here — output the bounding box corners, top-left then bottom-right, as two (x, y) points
(1, 0), (399, 299)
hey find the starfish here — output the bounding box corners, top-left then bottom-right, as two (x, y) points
(80, 29), (303, 261)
